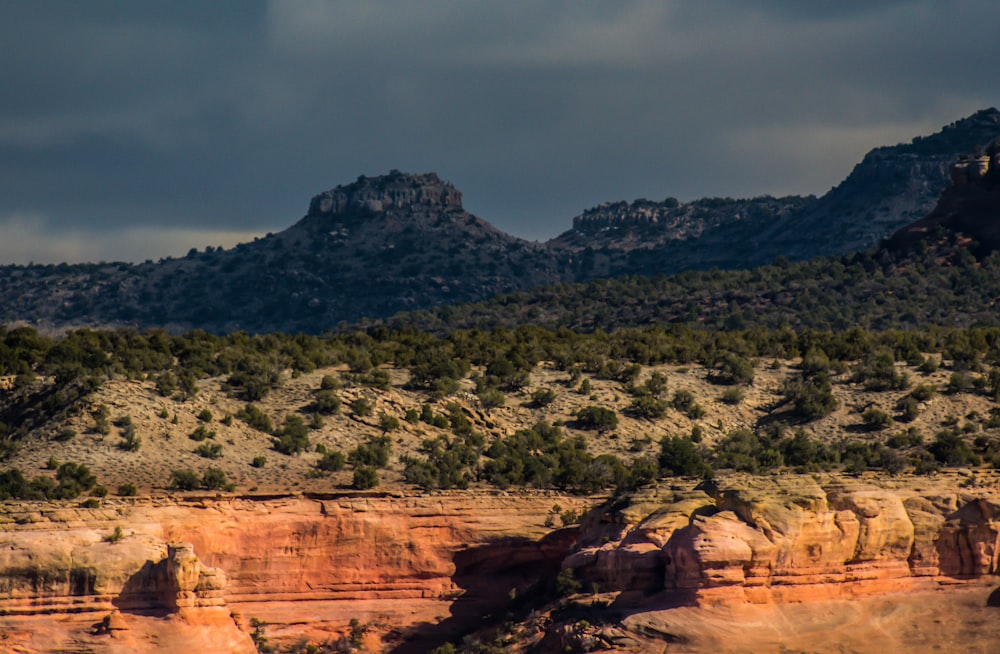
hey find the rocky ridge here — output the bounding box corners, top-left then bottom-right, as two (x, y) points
(2, 110), (1000, 334)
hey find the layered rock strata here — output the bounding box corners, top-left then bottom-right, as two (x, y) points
(0, 491), (591, 652)
(566, 473), (1000, 604)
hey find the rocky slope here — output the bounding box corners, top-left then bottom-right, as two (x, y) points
(3, 110), (1000, 334)
(546, 107), (1000, 275)
(0, 477), (999, 652)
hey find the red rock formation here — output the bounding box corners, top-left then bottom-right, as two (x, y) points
(0, 491), (590, 651)
(569, 474), (1000, 605)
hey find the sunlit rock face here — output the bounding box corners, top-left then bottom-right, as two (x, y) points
(569, 473), (1000, 604)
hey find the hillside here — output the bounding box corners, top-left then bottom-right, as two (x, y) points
(3, 110), (1000, 334)
(546, 107), (1000, 275)
(4, 323), (1000, 497)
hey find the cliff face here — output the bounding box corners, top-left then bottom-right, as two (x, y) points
(1, 479), (999, 652)
(0, 491), (592, 652)
(567, 473), (1000, 604)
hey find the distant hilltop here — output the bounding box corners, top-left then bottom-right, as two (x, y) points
(307, 170), (463, 217)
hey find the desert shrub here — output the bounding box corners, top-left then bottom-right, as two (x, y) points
(896, 396), (920, 422)
(720, 387), (745, 405)
(531, 388), (557, 407)
(54, 462), (97, 499)
(251, 455), (267, 468)
(201, 467), (233, 491)
(574, 406), (618, 432)
(909, 384), (936, 402)
(477, 387), (506, 410)
(928, 430), (980, 467)
(887, 427), (923, 449)
(713, 428), (783, 473)
(117, 483), (137, 497)
(402, 434), (481, 490)
(946, 372), (973, 394)
(352, 466), (379, 490)
(317, 451), (346, 472)
(194, 442), (223, 459)
(320, 374), (341, 390)
(118, 424), (141, 452)
(273, 415), (310, 455)
(482, 421), (623, 493)
(378, 413), (400, 433)
(853, 349), (910, 391)
(715, 354), (754, 385)
(658, 436), (711, 477)
(555, 568), (581, 596)
(782, 374), (838, 420)
(238, 404), (274, 433)
(350, 397), (373, 417)
(189, 425), (215, 441)
(170, 468), (201, 491)
(348, 435), (391, 468)
(641, 371), (668, 397)
(312, 389), (341, 415)
(629, 395), (668, 420)
(197, 409), (213, 422)
(779, 430), (835, 469)
(54, 427), (77, 442)
(861, 408), (893, 431)
(155, 371), (178, 397)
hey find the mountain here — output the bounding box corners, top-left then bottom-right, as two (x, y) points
(2, 110), (1000, 334)
(0, 171), (571, 334)
(376, 148), (1000, 334)
(545, 107), (1000, 275)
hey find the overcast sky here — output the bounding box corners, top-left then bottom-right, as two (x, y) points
(1, 1), (998, 264)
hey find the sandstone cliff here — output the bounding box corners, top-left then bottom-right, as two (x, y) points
(0, 491), (592, 652)
(0, 479), (999, 652)
(567, 473), (1000, 604)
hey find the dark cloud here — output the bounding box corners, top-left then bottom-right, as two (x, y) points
(0, 0), (998, 262)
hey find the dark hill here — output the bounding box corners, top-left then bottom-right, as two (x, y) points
(546, 108), (1000, 276)
(3, 110), (1000, 335)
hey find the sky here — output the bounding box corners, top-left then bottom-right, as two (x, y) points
(1, 0), (998, 264)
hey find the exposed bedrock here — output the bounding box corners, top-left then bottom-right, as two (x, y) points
(566, 473), (1000, 604)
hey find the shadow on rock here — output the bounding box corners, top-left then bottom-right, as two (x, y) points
(387, 528), (579, 654)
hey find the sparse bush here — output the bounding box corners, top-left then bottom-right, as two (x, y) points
(313, 390), (341, 415)
(201, 467), (233, 491)
(348, 435), (391, 468)
(197, 408), (213, 422)
(170, 468), (200, 491)
(251, 455), (267, 468)
(720, 387), (745, 405)
(194, 442), (223, 459)
(531, 388), (557, 407)
(630, 395), (667, 420)
(189, 425), (215, 441)
(352, 466), (379, 490)
(575, 405), (618, 432)
(861, 407), (893, 431)
(117, 483), (137, 496)
(273, 415), (310, 455)
(317, 451), (346, 472)
(350, 397), (373, 417)
(238, 404), (274, 434)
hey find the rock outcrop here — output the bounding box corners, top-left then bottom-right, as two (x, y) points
(0, 491), (591, 652)
(307, 170), (464, 216)
(567, 473), (1000, 605)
